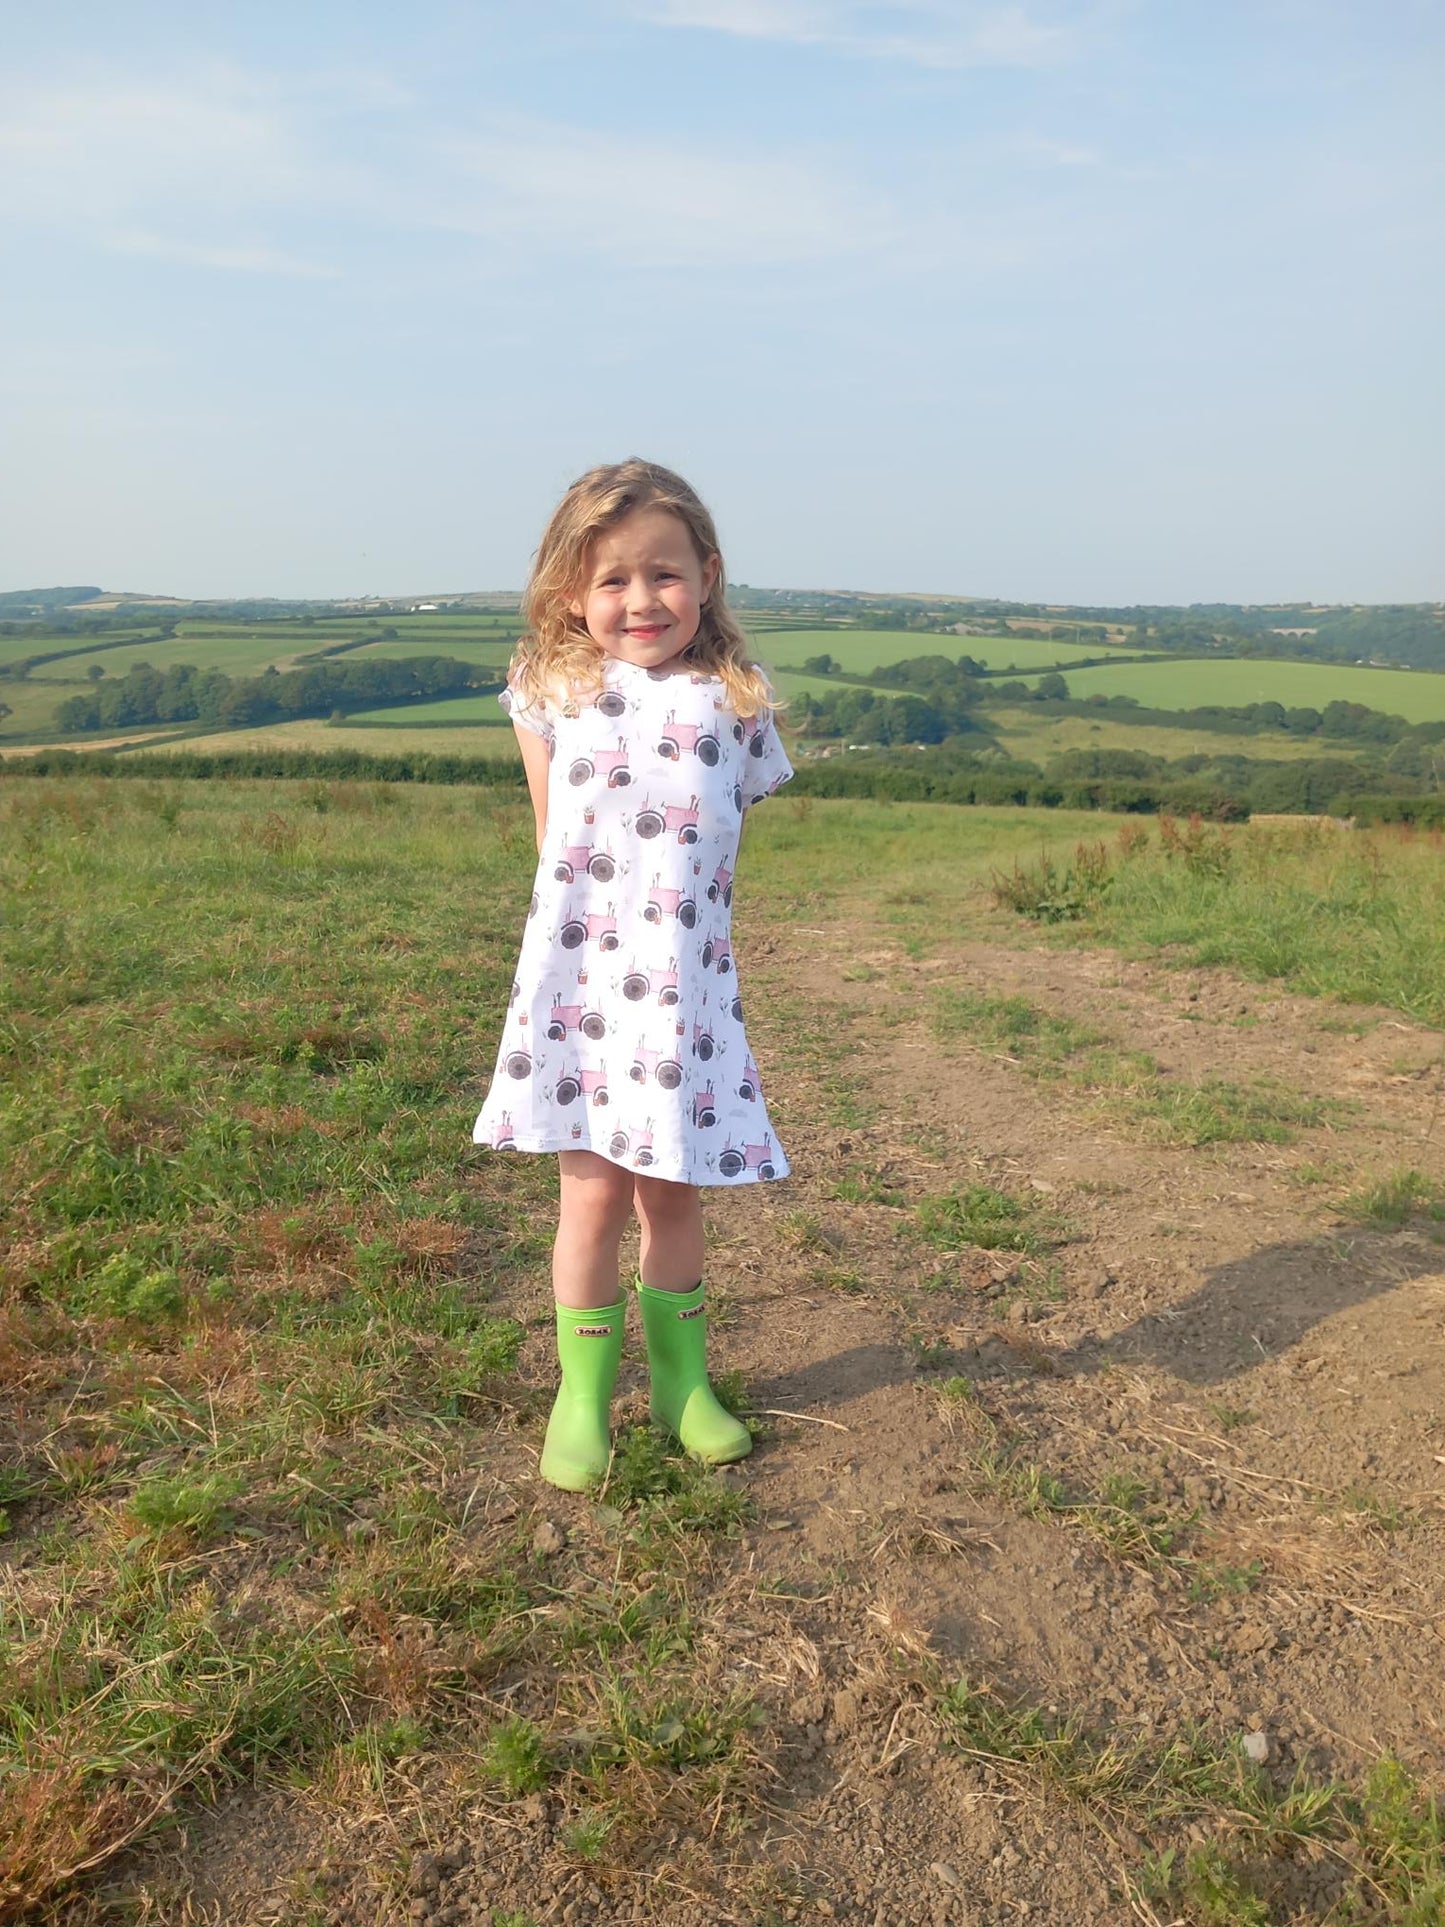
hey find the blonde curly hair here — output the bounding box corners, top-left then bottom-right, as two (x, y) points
(509, 459), (775, 721)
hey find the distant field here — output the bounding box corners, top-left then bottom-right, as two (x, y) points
(0, 626), (160, 670)
(1027, 657), (1445, 723)
(0, 679), (95, 738)
(1, 614), (521, 689)
(751, 627), (1154, 677)
(340, 637), (515, 670)
(141, 719), (525, 760)
(985, 707), (1370, 766)
(0, 615), (522, 747)
(344, 694), (508, 724)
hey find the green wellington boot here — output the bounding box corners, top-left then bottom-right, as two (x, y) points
(635, 1278), (752, 1465)
(539, 1299), (626, 1491)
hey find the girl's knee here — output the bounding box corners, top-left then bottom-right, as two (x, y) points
(560, 1154), (635, 1230)
(633, 1174), (702, 1223)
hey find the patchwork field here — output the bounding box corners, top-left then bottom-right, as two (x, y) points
(3, 780), (1443, 1926)
(6, 614), (1444, 768)
(1024, 657), (1445, 723)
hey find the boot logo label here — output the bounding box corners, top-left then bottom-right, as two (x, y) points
(677, 1303), (706, 1321)
(573, 1324), (614, 1337)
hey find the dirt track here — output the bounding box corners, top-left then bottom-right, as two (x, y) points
(114, 911), (1445, 1926)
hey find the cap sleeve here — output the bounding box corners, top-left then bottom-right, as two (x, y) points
(499, 672), (554, 742)
(740, 704), (794, 808)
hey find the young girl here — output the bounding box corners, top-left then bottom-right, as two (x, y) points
(473, 459), (794, 1491)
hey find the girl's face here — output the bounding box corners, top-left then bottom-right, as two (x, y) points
(570, 507), (719, 672)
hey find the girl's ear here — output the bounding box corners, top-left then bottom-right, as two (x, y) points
(701, 552), (720, 601)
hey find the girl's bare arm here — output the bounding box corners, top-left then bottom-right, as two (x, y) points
(515, 723), (551, 851)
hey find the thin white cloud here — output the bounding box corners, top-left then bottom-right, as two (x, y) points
(0, 62), (898, 275)
(0, 56), (1097, 284)
(106, 228), (336, 278)
(0, 65), (362, 275)
(632, 0), (1079, 67)
(1008, 132), (1104, 167)
(435, 120), (892, 266)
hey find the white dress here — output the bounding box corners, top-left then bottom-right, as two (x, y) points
(472, 657), (794, 1185)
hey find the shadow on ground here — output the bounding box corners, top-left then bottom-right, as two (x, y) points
(1063, 1225), (1445, 1383)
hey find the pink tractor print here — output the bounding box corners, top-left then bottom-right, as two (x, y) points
(503, 1047), (532, 1079)
(568, 745), (632, 788)
(559, 907), (619, 952)
(658, 712), (722, 766)
(693, 1085), (718, 1129)
(718, 1136), (777, 1179)
(727, 992), (744, 1023)
(643, 876), (698, 929)
(691, 1020), (715, 1062)
(608, 1121), (655, 1166)
(630, 1044), (683, 1091)
(621, 958), (680, 1007)
(490, 1112), (517, 1150)
(556, 1067), (609, 1108)
(546, 995), (607, 1043)
(738, 1054), (760, 1102)
(705, 861), (733, 907)
(596, 689), (628, 718)
(740, 714), (767, 760)
(634, 796), (701, 845)
(701, 934), (733, 975)
(554, 838), (618, 884)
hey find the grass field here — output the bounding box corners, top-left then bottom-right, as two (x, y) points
(138, 718), (526, 759)
(751, 627), (1154, 677)
(4, 778), (1445, 1922)
(984, 707), (1370, 766)
(327, 638), (516, 671)
(0, 627), (160, 671)
(342, 695), (510, 725)
(1026, 656), (1445, 722)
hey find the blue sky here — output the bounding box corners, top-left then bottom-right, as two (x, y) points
(1, 1), (1441, 603)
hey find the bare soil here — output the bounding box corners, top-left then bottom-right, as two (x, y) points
(87, 911), (1445, 1926)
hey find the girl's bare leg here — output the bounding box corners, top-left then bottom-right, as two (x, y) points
(554, 1150), (636, 1309)
(633, 1174), (705, 1292)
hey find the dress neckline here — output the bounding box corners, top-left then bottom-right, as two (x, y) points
(605, 656), (718, 684)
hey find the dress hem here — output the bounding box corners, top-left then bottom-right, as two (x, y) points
(471, 1127), (790, 1187)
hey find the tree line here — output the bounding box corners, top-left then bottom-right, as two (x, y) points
(7, 736), (1440, 827)
(54, 656), (494, 734)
